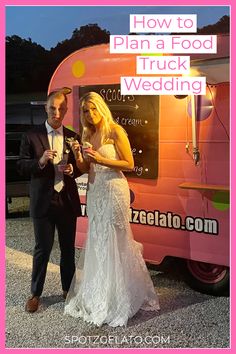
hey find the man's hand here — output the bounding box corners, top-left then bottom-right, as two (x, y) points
(63, 163), (74, 177)
(70, 141), (81, 155)
(39, 150), (57, 166)
(70, 141), (84, 162)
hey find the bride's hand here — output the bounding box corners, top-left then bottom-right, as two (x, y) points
(70, 141), (83, 162)
(87, 149), (104, 164)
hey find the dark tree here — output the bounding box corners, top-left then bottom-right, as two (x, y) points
(50, 23), (110, 64)
(198, 15), (229, 34)
(6, 24), (110, 94)
(6, 35), (50, 93)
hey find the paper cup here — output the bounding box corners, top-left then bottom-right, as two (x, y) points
(57, 163), (67, 172)
(82, 147), (92, 158)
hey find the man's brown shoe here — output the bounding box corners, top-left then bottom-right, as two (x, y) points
(62, 291), (68, 300)
(25, 296), (40, 313)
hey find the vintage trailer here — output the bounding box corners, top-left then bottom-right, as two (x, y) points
(48, 35), (230, 295)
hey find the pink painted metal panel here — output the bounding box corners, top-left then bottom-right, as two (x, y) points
(48, 39), (229, 267)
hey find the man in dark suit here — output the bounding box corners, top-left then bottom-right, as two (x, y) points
(17, 90), (82, 313)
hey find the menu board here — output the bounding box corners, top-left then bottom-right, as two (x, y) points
(79, 84), (159, 179)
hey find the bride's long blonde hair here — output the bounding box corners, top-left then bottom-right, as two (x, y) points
(79, 92), (120, 145)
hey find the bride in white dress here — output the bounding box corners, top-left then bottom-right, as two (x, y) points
(64, 92), (160, 327)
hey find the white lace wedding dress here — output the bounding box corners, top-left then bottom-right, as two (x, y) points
(64, 144), (160, 327)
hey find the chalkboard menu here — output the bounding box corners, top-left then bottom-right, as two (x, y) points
(79, 84), (159, 179)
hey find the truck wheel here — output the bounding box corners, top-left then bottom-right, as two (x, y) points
(185, 260), (229, 296)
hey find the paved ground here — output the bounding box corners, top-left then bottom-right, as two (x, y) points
(6, 210), (230, 349)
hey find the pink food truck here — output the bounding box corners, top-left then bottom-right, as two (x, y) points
(48, 35), (230, 295)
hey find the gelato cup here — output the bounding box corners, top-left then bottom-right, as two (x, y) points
(82, 142), (93, 158)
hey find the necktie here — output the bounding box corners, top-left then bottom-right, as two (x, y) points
(52, 130), (64, 192)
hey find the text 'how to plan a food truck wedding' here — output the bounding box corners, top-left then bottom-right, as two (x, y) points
(110, 14), (217, 95)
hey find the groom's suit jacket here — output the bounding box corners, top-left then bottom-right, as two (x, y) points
(17, 123), (82, 218)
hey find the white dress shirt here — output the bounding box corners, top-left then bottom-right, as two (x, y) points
(45, 120), (64, 162)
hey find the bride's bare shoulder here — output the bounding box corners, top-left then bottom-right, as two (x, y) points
(110, 124), (127, 139)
